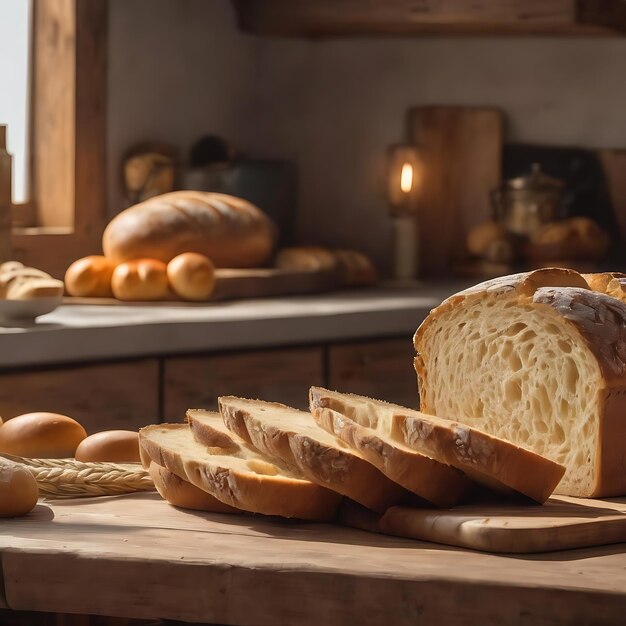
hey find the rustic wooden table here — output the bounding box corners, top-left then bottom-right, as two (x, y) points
(1, 494), (625, 625)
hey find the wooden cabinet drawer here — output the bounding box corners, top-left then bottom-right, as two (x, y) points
(328, 339), (418, 409)
(0, 360), (160, 433)
(163, 347), (324, 421)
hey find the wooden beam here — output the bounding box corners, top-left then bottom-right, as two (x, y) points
(233, 0), (623, 37)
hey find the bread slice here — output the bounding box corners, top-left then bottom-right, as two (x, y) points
(414, 268), (626, 498)
(311, 406), (471, 507)
(193, 399), (406, 513)
(147, 461), (238, 513)
(309, 387), (565, 504)
(139, 419), (341, 520)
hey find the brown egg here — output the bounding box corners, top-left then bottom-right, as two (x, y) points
(0, 412), (87, 458)
(167, 252), (215, 301)
(65, 255), (116, 297)
(75, 430), (140, 463)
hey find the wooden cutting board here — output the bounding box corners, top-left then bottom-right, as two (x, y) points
(340, 495), (626, 553)
(63, 267), (340, 305)
(408, 106), (503, 276)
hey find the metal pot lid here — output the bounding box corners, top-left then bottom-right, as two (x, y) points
(505, 163), (565, 191)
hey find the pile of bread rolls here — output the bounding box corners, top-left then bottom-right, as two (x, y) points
(65, 252), (216, 302)
(0, 411), (141, 518)
(65, 190), (277, 302)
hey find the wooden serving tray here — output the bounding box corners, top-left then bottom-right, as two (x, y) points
(63, 267), (341, 305)
(340, 495), (626, 554)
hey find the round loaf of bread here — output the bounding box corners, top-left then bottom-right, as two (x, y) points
(65, 255), (116, 297)
(333, 249), (378, 286)
(0, 457), (39, 517)
(167, 252), (215, 301)
(111, 259), (169, 301)
(148, 461), (238, 513)
(103, 191), (276, 268)
(75, 430), (140, 463)
(0, 412), (87, 458)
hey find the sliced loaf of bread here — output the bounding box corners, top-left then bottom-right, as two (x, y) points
(414, 268), (626, 497)
(309, 387), (565, 504)
(191, 400), (407, 513)
(139, 419), (341, 520)
(311, 406), (471, 507)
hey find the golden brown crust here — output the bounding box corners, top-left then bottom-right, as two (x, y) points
(213, 397), (406, 513)
(0, 413), (87, 458)
(148, 461), (238, 513)
(74, 430), (140, 463)
(103, 191), (276, 268)
(64, 256), (115, 298)
(111, 259), (169, 301)
(309, 387), (565, 504)
(166, 252), (215, 301)
(312, 406), (470, 507)
(139, 423), (341, 520)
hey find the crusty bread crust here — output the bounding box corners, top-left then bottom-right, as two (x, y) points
(147, 461), (237, 513)
(311, 406), (470, 507)
(206, 399), (406, 513)
(103, 191), (276, 268)
(414, 268), (626, 497)
(310, 387), (565, 504)
(139, 423), (340, 520)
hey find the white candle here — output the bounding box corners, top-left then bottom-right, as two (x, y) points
(393, 215), (417, 282)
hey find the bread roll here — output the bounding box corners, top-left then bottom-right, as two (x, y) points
(275, 247), (338, 272)
(148, 461), (238, 513)
(467, 221), (508, 257)
(103, 191), (276, 268)
(65, 256), (115, 298)
(111, 259), (169, 301)
(413, 268), (626, 497)
(0, 412), (87, 458)
(0, 457), (39, 517)
(332, 249), (378, 286)
(167, 252), (215, 301)
(75, 430), (140, 463)
(0, 262), (64, 300)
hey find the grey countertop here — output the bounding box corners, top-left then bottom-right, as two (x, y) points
(0, 283), (465, 369)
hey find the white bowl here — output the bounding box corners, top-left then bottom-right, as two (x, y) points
(0, 295), (63, 323)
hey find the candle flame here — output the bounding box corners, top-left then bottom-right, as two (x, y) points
(400, 162), (413, 193)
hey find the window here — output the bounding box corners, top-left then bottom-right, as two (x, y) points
(5, 0), (108, 278)
(0, 0), (31, 204)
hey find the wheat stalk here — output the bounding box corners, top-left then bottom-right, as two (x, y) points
(0, 453), (155, 499)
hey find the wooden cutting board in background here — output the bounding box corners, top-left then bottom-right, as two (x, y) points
(63, 267), (340, 305)
(341, 495), (626, 554)
(409, 106), (503, 276)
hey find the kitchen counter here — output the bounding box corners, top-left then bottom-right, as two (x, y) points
(0, 284), (464, 369)
(1, 493), (625, 625)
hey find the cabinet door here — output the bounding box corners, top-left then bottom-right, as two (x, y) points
(163, 347), (324, 421)
(0, 360), (160, 433)
(328, 339), (419, 409)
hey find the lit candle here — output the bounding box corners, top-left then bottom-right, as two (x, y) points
(400, 162), (413, 194)
(387, 145), (420, 283)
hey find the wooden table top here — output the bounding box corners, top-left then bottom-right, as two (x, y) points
(1, 493), (625, 625)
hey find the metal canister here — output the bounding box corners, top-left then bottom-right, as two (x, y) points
(491, 163), (564, 237)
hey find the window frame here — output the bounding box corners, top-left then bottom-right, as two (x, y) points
(11, 0), (107, 277)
